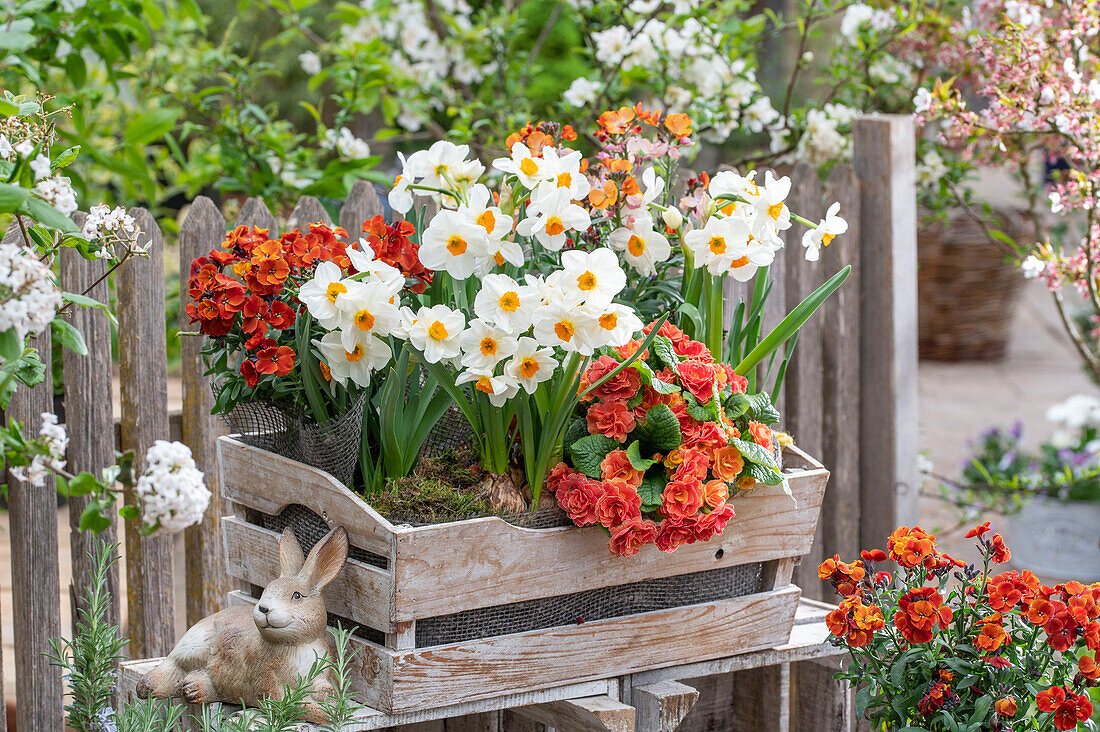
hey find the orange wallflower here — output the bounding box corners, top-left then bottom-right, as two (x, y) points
(887, 526), (938, 569)
(663, 112), (693, 138)
(589, 181), (619, 209)
(818, 554), (866, 597)
(1079, 654), (1100, 681)
(975, 613), (1008, 652)
(1036, 687), (1094, 731)
(598, 107), (636, 135)
(894, 587), (953, 643)
(995, 696), (1017, 718)
(825, 596), (884, 647)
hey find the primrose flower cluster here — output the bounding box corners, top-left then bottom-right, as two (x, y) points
(823, 523), (1100, 731)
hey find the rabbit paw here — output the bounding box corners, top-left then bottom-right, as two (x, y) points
(181, 674), (215, 705)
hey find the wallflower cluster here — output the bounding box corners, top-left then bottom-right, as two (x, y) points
(822, 523), (1100, 731)
(186, 222), (354, 387)
(0, 240), (62, 341)
(546, 320), (785, 556)
(134, 440), (211, 536)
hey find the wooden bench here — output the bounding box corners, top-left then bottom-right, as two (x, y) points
(118, 598), (850, 731)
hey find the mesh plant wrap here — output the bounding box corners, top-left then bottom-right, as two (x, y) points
(261, 502), (765, 647)
(219, 394), (366, 487)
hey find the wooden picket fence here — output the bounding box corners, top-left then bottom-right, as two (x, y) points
(0, 115), (918, 730)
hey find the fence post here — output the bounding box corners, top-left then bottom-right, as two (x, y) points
(117, 207), (175, 658)
(7, 330), (63, 730)
(180, 197), (231, 625)
(287, 195), (333, 230)
(783, 161), (825, 598)
(340, 180), (384, 236)
(853, 116), (919, 549)
(821, 165), (863, 568)
(60, 245), (120, 629)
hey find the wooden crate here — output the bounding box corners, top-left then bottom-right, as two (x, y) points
(218, 436), (830, 714)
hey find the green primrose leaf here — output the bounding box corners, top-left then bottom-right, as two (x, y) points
(638, 470), (665, 510)
(569, 434), (619, 478)
(744, 461), (784, 486)
(725, 392), (750, 420)
(635, 403), (682, 453)
(652, 335), (679, 369)
(625, 440), (658, 471)
(748, 392), (781, 425)
(563, 417), (588, 449)
(730, 436), (777, 468)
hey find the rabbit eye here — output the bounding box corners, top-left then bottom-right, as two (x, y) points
(292, 591), (302, 601)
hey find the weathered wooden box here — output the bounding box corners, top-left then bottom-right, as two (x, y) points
(218, 436), (829, 714)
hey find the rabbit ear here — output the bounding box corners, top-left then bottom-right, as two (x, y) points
(300, 526), (348, 593)
(279, 528), (305, 577)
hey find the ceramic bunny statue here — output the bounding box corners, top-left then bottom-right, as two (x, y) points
(137, 526), (349, 721)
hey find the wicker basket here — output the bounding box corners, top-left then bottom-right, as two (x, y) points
(918, 207), (1026, 361)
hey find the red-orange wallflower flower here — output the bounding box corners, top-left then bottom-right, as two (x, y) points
(989, 533), (1011, 564)
(1079, 654), (1100, 681)
(965, 521), (992, 538)
(818, 555), (866, 597)
(825, 596), (885, 647)
(1036, 687), (1093, 731)
(994, 696), (1017, 718)
(894, 587), (953, 643)
(975, 613), (1008, 653)
(887, 526), (938, 569)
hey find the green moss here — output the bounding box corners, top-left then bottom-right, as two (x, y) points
(367, 448), (491, 521)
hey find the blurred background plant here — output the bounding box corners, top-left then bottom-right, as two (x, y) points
(929, 393), (1100, 523)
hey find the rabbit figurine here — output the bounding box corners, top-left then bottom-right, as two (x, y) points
(137, 525), (350, 722)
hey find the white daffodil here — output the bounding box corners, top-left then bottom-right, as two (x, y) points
(504, 337), (558, 393)
(315, 331), (392, 388)
(407, 140), (484, 209)
(608, 215), (671, 276)
(347, 238), (405, 294)
(388, 152), (416, 214)
(335, 280), (402, 350)
(298, 261), (349, 329)
(532, 300), (601, 355)
(549, 247), (626, 307)
(583, 302), (644, 348)
(724, 235), (776, 283)
(492, 141), (544, 189)
(516, 183), (591, 251)
(473, 273), (536, 334)
(708, 169), (757, 217)
(801, 202), (848, 262)
(456, 369), (520, 408)
(459, 319), (519, 370)
(407, 304), (465, 363)
(684, 216), (748, 275)
(461, 184), (514, 240)
(538, 146), (591, 200)
(460, 184), (522, 274)
(419, 209), (488, 280)
(636, 167), (665, 209)
(751, 170), (793, 248)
